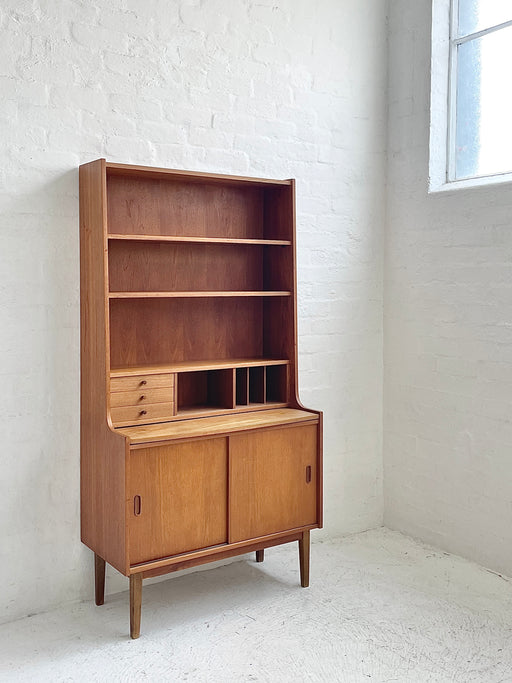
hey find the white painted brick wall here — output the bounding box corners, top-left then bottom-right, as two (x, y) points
(385, 0), (512, 576)
(0, 0), (387, 622)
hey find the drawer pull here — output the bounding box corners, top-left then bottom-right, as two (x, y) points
(140, 380), (147, 386)
(306, 465), (312, 483)
(140, 395), (146, 401)
(134, 495), (141, 516)
(139, 410), (147, 416)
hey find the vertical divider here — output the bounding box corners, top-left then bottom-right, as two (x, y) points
(227, 435), (232, 544)
(228, 368), (236, 409)
(172, 373), (178, 415)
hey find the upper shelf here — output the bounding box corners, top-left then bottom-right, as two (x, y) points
(108, 234), (291, 246)
(108, 291), (291, 299)
(106, 161), (292, 188)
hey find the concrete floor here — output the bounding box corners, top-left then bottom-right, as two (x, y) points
(2, 528), (512, 682)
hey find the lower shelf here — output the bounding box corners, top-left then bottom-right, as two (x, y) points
(176, 363), (288, 413)
(174, 402), (287, 419)
(131, 527), (313, 578)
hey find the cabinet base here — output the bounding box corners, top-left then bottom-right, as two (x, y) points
(93, 530), (313, 639)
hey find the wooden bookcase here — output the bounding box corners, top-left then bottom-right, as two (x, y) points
(79, 159), (323, 638)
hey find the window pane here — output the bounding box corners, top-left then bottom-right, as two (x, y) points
(458, 0), (511, 37)
(455, 26), (512, 179)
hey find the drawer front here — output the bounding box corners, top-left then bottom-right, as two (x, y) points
(110, 387), (174, 408)
(111, 373), (174, 393)
(111, 402), (174, 425)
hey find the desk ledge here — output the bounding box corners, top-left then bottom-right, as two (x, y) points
(115, 408), (319, 445)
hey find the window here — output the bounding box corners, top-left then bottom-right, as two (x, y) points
(430, 0), (512, 190)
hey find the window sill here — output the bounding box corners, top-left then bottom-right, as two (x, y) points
(429, 171), (512, 194)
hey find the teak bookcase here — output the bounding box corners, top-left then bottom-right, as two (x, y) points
(79, 159), (323, 638)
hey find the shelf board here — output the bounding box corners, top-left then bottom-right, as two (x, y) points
(108, 234), (291, 246)
(174, 402), (288, 419)
(116, 408), (319, 445)
(111, 358), (289, 377)
(105, 161), (292, 188)
(108, 291), (291, 299)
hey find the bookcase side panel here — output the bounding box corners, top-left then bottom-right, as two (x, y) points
(80, 159), (128, 574)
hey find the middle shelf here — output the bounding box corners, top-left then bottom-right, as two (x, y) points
(108, 291), (291, 298)
(108, 238), (292, 294)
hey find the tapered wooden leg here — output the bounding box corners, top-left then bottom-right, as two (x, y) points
(94, 554), (106, 606)
(298, 530), (310, 588)
(130, 573), (143, 639)
(255, 549), (265, 563)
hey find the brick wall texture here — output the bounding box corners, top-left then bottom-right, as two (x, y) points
(1, 0), (387, 622)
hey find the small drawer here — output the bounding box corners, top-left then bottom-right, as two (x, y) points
(110, 373), (174, 393)
(111, 402), (174, 425)
(110, 387), (174, 408)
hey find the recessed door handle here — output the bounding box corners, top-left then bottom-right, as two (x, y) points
(134, 495), (141, 516)
(306, 465), (312, 483)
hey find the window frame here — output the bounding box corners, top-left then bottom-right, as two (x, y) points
(429, 0), (512, 192)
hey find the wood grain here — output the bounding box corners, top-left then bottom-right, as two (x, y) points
(229, 424), (318, 543)
(107, 175), (265, 238)
(110, 373), (174, 392)
(80, 159), (128, 575)
(138, 531), (304, 577)
(129, 573), (142, 639)
(111, 358), (288, 376)
(128, 439), (228, 564)
(173, 402), (287, 421)
(109, 297), (264, 367)
(81, 159), (323, 638)
(108, 233), (291, 245)
(111, 402), (174, 426)
(108, 291), (291, 298)
(116, 408), (319, 445)
(94, 554), (105, 606)
(110, 387), (173, 407)
(299, 529), (310, 588)
(108, 241), (264, 293)
(106, 160), (292, 187)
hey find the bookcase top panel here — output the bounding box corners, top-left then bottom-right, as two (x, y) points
(104, 160), (292, 189)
